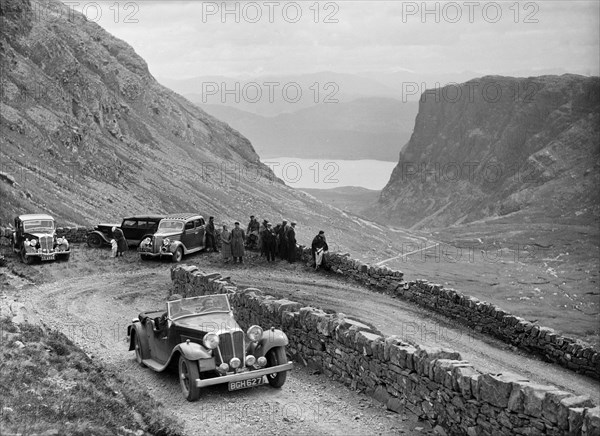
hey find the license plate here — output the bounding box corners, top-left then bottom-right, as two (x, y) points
(41, 254), (55, 261)
(228, 376), (265, 391)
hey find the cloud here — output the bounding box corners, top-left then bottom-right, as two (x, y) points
(76, 0), (600, 79)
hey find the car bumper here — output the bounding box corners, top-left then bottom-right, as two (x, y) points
(195, 362), (293, 388)
(138, 250), (173, 258)
(24, 250), (70, 258)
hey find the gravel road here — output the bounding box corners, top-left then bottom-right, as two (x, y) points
(2, 243), (598, 434)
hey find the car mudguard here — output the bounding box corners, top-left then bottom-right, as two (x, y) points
(168, 240), (187, 254)
(88, 230), (111, 244)
(174, 341), (213, 361)
(251, 329), (289, 357)
(128, 321), (150, 360)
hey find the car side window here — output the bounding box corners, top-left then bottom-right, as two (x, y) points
(185, 221), (194, 231)
(137, 220), (148, 229)
(194, 219), (204, 228)
(122, 220), (136, 228)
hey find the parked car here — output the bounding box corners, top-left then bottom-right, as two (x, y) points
(11, 214), (70, 264)
(138, 213), (206, 262)
(86, 215), (164, 248)
(127, 294), (292, 401)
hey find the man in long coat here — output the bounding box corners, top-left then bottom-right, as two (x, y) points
(287, 222), (297, 263)
(205, 216), (218, 253)
(277, 220), (288, 260)
(311, 230), (329, 269)
(220, 224), (232, 263)
(230, 222), (245, 263)
(263, 223), (277, 262)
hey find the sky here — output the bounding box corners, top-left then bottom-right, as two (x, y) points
(67, 1), (600, 80)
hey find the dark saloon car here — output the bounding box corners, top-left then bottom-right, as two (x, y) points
(138, 214), (206, 262)
(86, 215), (164, 248)
(11, 214), (71, 264)
(127, 294), (292, 401)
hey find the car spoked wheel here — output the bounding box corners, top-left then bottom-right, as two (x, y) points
(134, 334), (145, 367)
(87, 233), (103, 248)
(172, 247), (183, 263)
(178, 355), (200, 401)
(266, 347), (288, 388)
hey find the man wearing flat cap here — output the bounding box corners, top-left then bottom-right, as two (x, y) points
(231, 221), (245, 263)
(205, 216), (218, 253)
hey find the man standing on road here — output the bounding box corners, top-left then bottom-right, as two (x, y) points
(311, 230), (329, 270)
(287, 222), (297, 263)
(277, 219), (288, 260)
(230, 221), (246, 264)
(263, 223), (277, 262)
(205, 216), (218, 253)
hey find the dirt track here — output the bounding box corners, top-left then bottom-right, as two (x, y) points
(2, 244), (599, 434)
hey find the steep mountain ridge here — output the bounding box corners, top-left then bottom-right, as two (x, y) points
(372, 75), (600, 229)
(0, 0), (392, 256)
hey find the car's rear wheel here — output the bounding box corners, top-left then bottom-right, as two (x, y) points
(87, 233), (103, 248)
(178, 355), (200, 401)
(266, 347), (288, 388)
(134, 334), (146, 367)
(172, 247), (183, 263)
(21, 249), (34, 265)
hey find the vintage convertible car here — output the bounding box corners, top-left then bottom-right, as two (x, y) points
(138, 213), (206, 262)
(127, 294), (292, 401)
(11, 214), (70, 264)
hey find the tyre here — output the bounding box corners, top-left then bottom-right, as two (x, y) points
(178, 355), (200, 401)
(134, 333), (146, 367)
(172, 246), (183, 263)
(266, 347), (288, 388)
(87, 233), (103, 248)
(21, 249), (34, 265)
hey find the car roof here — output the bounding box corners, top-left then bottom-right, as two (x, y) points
(18, 214), (54, 221)
(122, 215), (165, 221)
(162, 213), (204, 221)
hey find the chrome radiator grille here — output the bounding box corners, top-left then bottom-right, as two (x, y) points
(39, 235), (53, 252)
(218, 331), (245, 365)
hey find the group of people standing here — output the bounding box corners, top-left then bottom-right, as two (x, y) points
(204, 215), (327, 268)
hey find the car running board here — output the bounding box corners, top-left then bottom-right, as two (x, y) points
(142, 358), (169, 372)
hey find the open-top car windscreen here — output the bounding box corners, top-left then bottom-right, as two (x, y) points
(158, 220), (184, 231)
(23, 220), (55, 232)
(168, 295), (231, 319)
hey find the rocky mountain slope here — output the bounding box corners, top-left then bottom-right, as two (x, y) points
(0, 0), (395, 255)
(372, 75), (600, 229)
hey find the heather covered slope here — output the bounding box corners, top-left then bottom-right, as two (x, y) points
(372, 75), (600, 229)
(0, 0), (391, 255)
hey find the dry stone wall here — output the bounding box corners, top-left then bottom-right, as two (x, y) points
(290, 247), (600, 381)
(171, 265), (600, 436)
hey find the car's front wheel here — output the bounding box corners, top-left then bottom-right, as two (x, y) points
(87, 233), (103, 248)
(178, 355), (200, 401)
(134, 334), (146, 367)
(21, 249), (34, 265)
(172, 247), (183, 263)
(266, 347), (288, 388)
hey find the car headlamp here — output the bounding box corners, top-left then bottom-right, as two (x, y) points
(245, 355), (256, 366)
(30, 239), (37, 246)
(247, 325), (263, 342)
(163, 238), (170, 246)
(203, 332), (219, 349)
(229, 357), (241, 369)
